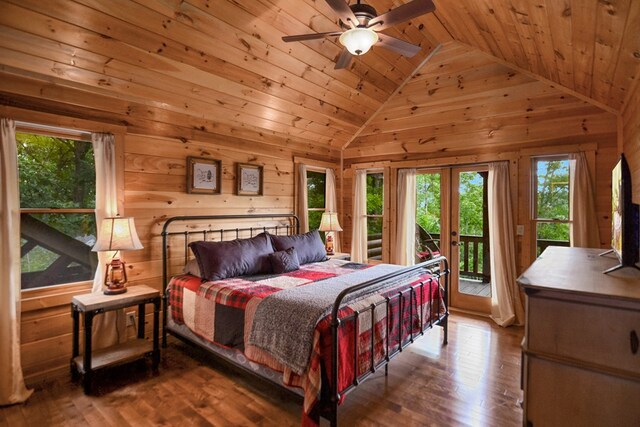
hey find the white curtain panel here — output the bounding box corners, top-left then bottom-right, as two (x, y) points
(569, 152), (600, 248)
(488, 162), (525, 327)
(0, 118), (33, 405)
(351, 170), (368, 263)
(297, 163), (309, 233)
(91, 132), (126, 348)
(396, 168), (417, 265)
(325, 168), (341, 252)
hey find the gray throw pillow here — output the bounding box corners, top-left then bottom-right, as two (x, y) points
(269, 230), (327, 265)
(269, 247), (300, 274)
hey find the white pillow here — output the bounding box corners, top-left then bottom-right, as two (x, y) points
(183, 258), (201, 277)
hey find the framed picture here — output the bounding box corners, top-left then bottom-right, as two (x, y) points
(187, 156), (221, 194)
(237, 163), (263, 196)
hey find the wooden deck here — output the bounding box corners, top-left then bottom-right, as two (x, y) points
(460, 278), (492, 297)
(1, 313), (523, 426)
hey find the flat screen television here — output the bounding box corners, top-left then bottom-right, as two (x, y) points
(602, 154), (640, 273)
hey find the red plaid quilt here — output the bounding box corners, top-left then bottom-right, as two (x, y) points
(168, 259), (446, 426)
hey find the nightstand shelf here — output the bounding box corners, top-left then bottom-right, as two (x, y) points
(72, 340), (153, 374)
(71, 285), (160, 394)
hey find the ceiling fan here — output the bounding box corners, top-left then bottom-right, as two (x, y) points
(282, 0), (436, 69)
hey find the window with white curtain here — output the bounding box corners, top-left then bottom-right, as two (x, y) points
(366, 171), (384, 261)
(17, 130), (97, 289)
(532, 156), (571, 256)
(306, 169), (326, 232)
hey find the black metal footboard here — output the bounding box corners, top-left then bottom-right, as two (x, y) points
(322, 256), (449, 426)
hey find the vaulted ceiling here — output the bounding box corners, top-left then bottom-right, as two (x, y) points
(0, 0), (638, 159)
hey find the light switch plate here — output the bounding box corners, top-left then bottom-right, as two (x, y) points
(516, 225), (525, 236)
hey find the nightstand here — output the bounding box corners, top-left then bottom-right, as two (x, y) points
(328, 252), (350, 261)
(71, 285), (160, 394)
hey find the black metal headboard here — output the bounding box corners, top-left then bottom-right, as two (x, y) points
(161, 214), (299, 290)
(160, 214), (299, 344)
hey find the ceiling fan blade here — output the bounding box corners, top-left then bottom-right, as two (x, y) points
(367, 0), (435, 31)
(282, 31), (343, 42)
(376, 35), (422, 57)
(325, 0), (359, 27)
(335, 48), (353, 69)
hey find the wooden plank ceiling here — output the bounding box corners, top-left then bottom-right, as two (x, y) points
(344, 42), (618, 161)
(432, 0), (640, 112)
(0, 0), (637, 157)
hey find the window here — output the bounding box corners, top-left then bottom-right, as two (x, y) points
(307, 170), (326, 232)
(18, 131), (97, 290)
(532, 157), (571, 256)
(366, 172), (384, 261)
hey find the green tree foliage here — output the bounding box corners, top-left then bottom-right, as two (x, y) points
(535, 160), (570, 242)
(366, 173), (383, 235)
(17, 133), (97, 261)
(416, 173), (441, 234)
(306, 171), (326, 231)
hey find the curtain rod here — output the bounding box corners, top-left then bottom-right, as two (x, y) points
(15, 121), (93, 138)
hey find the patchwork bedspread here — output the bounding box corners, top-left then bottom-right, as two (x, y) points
(168, 258), (446, 425)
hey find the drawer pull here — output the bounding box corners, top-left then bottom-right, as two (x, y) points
(632, 330), (639, 355)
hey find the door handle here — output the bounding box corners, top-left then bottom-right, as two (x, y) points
(452, 241), (463, 246)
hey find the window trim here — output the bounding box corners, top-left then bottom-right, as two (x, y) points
(364, 169), (386, 263)
(530, 155), (572, 259)
(306, 167), (327, 231)
(17, 130), (99, 294)
(10, 115), (125, 309)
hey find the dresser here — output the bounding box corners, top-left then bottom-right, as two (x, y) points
(518, 247), (640, 427)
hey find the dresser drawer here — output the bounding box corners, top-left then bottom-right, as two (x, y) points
(526, 356), (640, 427)
(527, 296), (640, 375)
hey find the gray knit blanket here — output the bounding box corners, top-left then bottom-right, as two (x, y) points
(247, 263), (421, 375)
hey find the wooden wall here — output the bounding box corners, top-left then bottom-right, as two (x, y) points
(622, 80), (640, 204)
(340, 43), (619, 275)
(12, 109), (332, 383)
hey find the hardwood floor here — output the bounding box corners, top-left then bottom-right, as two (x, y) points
(1, 313), (523, 426)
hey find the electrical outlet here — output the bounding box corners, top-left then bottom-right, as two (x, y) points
(126, 311), (136, 327)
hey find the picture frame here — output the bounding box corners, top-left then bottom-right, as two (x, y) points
(186, 156), (221, 194)
(237, 163), (263, 196)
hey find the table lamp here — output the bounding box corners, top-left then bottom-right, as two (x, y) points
(92, 217), (143, 295)
(319, 212), (342, 256)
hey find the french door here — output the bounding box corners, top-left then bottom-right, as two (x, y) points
(416, 165), (491, 314)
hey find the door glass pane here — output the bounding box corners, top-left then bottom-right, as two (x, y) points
(458, 171), (491, 297)
(367, 217), (383, 261)
(416, 173), (442, 262)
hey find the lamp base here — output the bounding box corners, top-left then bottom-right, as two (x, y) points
(104, 285), (127, 295)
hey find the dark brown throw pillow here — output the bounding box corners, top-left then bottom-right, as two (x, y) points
(269, 230), (327, 265)
(188, 232), (274, 281)
(269, 247), (300, 274)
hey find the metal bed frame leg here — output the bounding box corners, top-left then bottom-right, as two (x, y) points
(385, 364), (388, 377)
(443, 316), (448, 345)
(330, 402), (338, 427)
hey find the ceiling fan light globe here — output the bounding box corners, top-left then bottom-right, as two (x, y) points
(339, 28), (378, 56)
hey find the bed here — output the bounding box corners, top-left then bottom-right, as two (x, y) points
(161, 214), (449, 426)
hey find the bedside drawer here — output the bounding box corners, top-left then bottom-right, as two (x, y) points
(527, 296), (640, 375)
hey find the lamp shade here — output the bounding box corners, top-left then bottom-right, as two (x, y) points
(319, 212), (343, 232)
(339, 28), (379, 55)
(92, 217), (144, 252)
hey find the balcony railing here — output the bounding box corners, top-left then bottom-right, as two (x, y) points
(367, 228), (570, 279)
